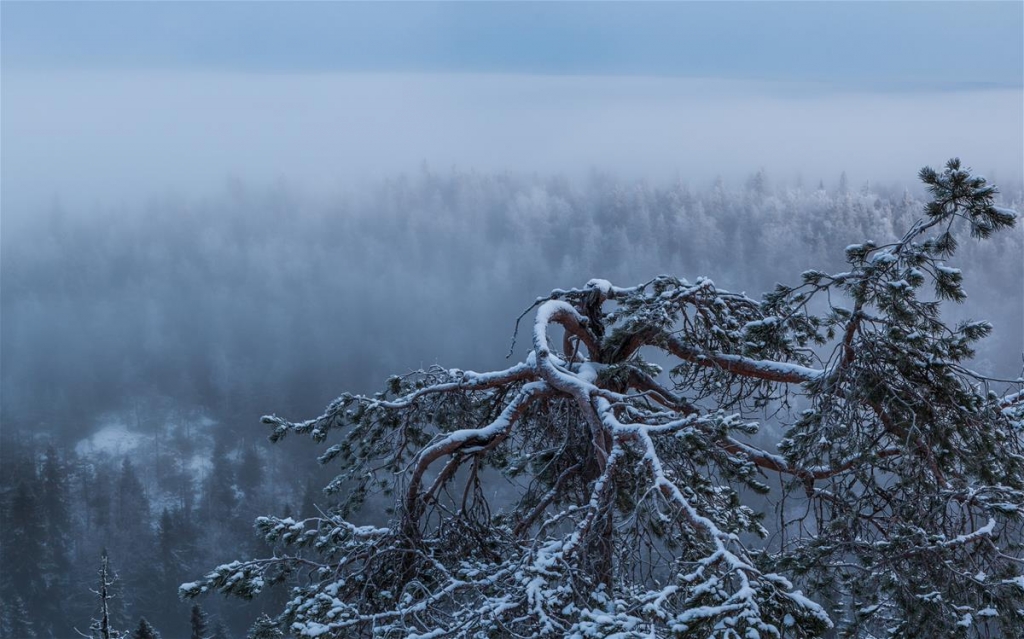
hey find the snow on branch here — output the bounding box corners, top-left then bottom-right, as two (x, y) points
(186, 160), (1024, 638)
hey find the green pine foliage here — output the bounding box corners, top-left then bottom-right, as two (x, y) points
(182, 161), (1024, 637)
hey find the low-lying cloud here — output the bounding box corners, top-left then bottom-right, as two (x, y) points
(3, 71), (1021, 212)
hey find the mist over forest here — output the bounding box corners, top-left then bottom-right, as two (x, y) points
(3, 3), (1024, 638)
(2, 165), (1022, 637)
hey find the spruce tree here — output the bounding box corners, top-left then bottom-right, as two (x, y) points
(88, 465), (113, 530)
(157, 508), (176, 569)
(298, 476), (319, 518)
(115, 459), (150, 530)
(130, 617), (161, 639)
(236, 443), (264, 499)
(3, 596), (37, 639)
(38, 445), (73, 634)
(3, 481), (45, 616)
(202, 435), (237, 522)
(189, 604), (207, 639)
(39, 446), (71, 547)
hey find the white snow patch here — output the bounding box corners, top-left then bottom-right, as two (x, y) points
(585, 278), (613, 296)
(188, 453), (213, 477)
(75, 421), (147, 457)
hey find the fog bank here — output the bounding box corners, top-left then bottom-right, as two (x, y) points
(3, 72), (1021, 213)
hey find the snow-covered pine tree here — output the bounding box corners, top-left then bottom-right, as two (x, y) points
(183, 160), (1024, 638)
(247, 614), (284, 639)
(130, 618), (161, 639)
(84, 550), (126, 639)
(188, 604), (207, 639)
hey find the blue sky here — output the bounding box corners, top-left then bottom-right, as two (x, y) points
(4, 2), (1022, 89)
